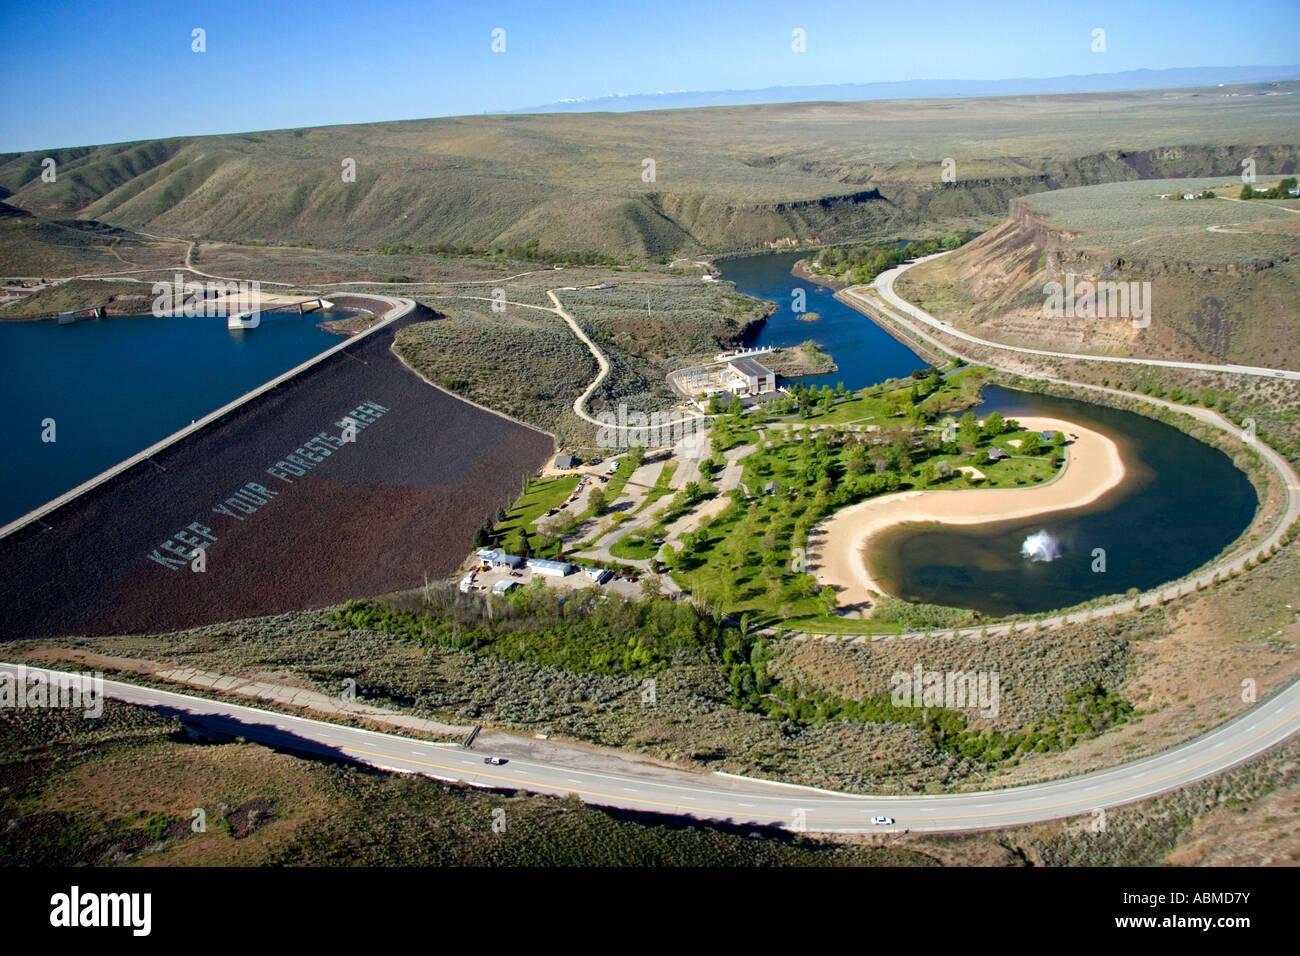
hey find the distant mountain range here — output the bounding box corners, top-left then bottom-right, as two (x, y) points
(499, 66), (1300, 114)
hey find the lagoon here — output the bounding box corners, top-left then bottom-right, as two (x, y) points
(719, 253), (1259, 617)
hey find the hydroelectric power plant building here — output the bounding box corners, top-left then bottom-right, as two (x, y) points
(669, 353), (779, 407)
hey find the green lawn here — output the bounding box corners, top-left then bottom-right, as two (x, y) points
(609, 530), (664, 561)
(601, 455), (635, 503)
(788, 367), (987, 426)
(665, 418), (1062, 627)
(632, 462), (679, 514)
(496, 475), (579, 542)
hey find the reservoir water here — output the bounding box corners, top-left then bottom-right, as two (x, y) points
(0, 311), (344, 526)
(719, 252), (1259, 616)
(721, 251), (929, 388)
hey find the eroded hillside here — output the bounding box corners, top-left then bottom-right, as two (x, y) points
(894, 177), (1300, 370)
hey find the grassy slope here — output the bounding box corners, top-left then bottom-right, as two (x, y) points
(3, 88), (1296, 257)
(395, 274), (772, 448)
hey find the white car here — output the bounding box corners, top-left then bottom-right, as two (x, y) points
(870, 815), (895, 826)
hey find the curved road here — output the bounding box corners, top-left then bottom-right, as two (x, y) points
(866, 251), (1300, 381)
(425, 288), (703, 435)
(6, 664), (1294, 834)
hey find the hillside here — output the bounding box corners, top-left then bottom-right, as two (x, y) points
(894, 177), (1300, 370)
(2, 86), (1298, 258)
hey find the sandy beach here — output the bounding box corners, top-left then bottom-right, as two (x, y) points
(811, 416), (1125, 609)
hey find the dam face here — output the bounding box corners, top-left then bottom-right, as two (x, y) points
(0, 304), (554, 639)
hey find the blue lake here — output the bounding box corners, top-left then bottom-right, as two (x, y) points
(0, 311), (343, 526)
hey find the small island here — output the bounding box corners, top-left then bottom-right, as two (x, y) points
(764, 340), (837, 376)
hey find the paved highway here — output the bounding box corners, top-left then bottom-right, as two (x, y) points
(7, 665), (1295, 834)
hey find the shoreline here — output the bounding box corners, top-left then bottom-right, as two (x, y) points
(790, 257), (847, 291)
(811, 415), (1126, 609)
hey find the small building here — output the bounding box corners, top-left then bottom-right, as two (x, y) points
(1039, 431), (1055, 442)
(764, 481), (780, 495)
(458, 571), (476, 593)
(527, 558), (573, 577)
(492, 579), (519, 595)
(987, 447), (1009, 462)
(478, 549), (524, 569)
(581, 566), (612, 585)
(554, 453), (580, 469)
(723, 356), (776, 397)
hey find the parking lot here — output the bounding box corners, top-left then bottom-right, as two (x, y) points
(463, 559), (645, 600)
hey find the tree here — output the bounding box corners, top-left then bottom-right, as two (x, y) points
(981, 410), (1005, 437)
(818, 586), (838, 614)
(727, 395), (743, 416)
(660, 544), (680, 572)
(1020, 432), (1041, 455)
(473, 517), (495, 548)
(516, 526), (532, 559)
(958, 411), (979, 445)
(626, 442), (646, 471)
(587, 487), (607, 516)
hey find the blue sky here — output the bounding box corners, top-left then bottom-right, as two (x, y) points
(2, 0), (1297, 151)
